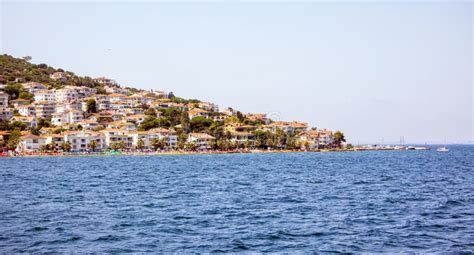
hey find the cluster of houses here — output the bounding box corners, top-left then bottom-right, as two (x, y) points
(0, 74), (336, 153)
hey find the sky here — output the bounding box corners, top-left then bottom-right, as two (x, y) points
(1, 1), (472, 144)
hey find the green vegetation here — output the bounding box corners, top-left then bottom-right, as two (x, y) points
(85, 99), (97, 113)
(333, 131), (346, 147)
(0, 54), (103, 89)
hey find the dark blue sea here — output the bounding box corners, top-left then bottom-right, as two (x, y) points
(1, 145), (473, 253)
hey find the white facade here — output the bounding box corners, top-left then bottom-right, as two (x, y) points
(34, 90), (56, 103)
(18, 105), (36, 117)
(188, 133), (215, 150)
(64, 131), (106, 152)
(55, 88), (79, 102)
(16, 134), (46, 152)
(51, 110), (84, 126)
(0, 92), (9, 109)
(34, 102), (56, 119)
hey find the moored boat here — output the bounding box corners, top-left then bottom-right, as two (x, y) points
(437, 146), (449, 152)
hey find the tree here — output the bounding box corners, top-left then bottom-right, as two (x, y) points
(3, 83), (22, 99)
(151, 138), (166, 150)
(46, 142), (56, 151)
(37, 118), (51, 129)
(85, 99), (97, 113)
(184, 141), (197, 151)
(144, 108), (157, 116)
(167, 91), (175, 99)
(137, 138), (145, 150)
(88, 140), (98, 152)
(286, 134), (297, 150)
(180, 112), (190, 133)
(190, 116), (213, 133)
(96, 87), (107, 94)
(333, 131), (346, 147)
(40, 145), (48, 152)
(236, 111), (245, 122)
(275, 128), (286, 149)
(177, 132), (188, 149)
(62, 141), (72, 152)
(111, 141), (126, 151)
(7, 129), (21, 150)
(11, 121), (27, 131)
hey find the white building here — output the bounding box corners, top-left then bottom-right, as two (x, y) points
(11, 116), (37, 128)
(188, 108), (209, 119)
(63, 130), (106, 152)
(50, 72), (68, 82)
(188, 133), (215, 150)
(229, 131), (255, 145)
(34, 90), (55, 103)
(0, 108), (13, 120)
(16, 134), (46, 152)
(55, 88), (79, 102)
(22, 82), (47, 93)
(0, 91), (8, 109)
(34, 102), (56, 119)
(99, 129), (133, 149)
(94, 77), (117, 86)
(51, 110), (84, 126)
(17, 104), (36, 117)
(56, 101), (82, 114)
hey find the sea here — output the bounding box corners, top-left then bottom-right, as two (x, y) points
(1, 145), (473, 253)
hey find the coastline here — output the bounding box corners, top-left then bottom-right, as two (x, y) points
(1, 148), (400, 158)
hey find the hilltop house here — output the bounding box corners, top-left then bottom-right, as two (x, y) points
(22, 82), (47, 93)
(50, 72), (68, 82)
(94, 77), (117, 86)
(188, 108), (209, 119)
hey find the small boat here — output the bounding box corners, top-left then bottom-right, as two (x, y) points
(414, 146), (430, 150)
(406, 146), (416, 150)
(437, 146), (449, 152)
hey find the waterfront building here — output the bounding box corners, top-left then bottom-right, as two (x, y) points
(99, 129), (133, 149)
(44, 134), (65, 151)
(63, 130), (107, 152)
(188, 133), (215, 150)
(16, 134), (46, 152)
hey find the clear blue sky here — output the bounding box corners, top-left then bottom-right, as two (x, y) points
(1, 1), (472, 144)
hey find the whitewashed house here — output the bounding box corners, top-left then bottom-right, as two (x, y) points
(16, 134), (46, 152)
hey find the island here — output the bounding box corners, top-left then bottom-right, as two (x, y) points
(0, 54), (347, 156)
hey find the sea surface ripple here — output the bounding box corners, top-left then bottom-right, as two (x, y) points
(1, 145), (473, 253)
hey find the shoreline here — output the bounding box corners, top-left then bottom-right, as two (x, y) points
(1, 148), (410, 158)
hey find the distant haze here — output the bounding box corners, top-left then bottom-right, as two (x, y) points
(1, 1), (472, 144)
